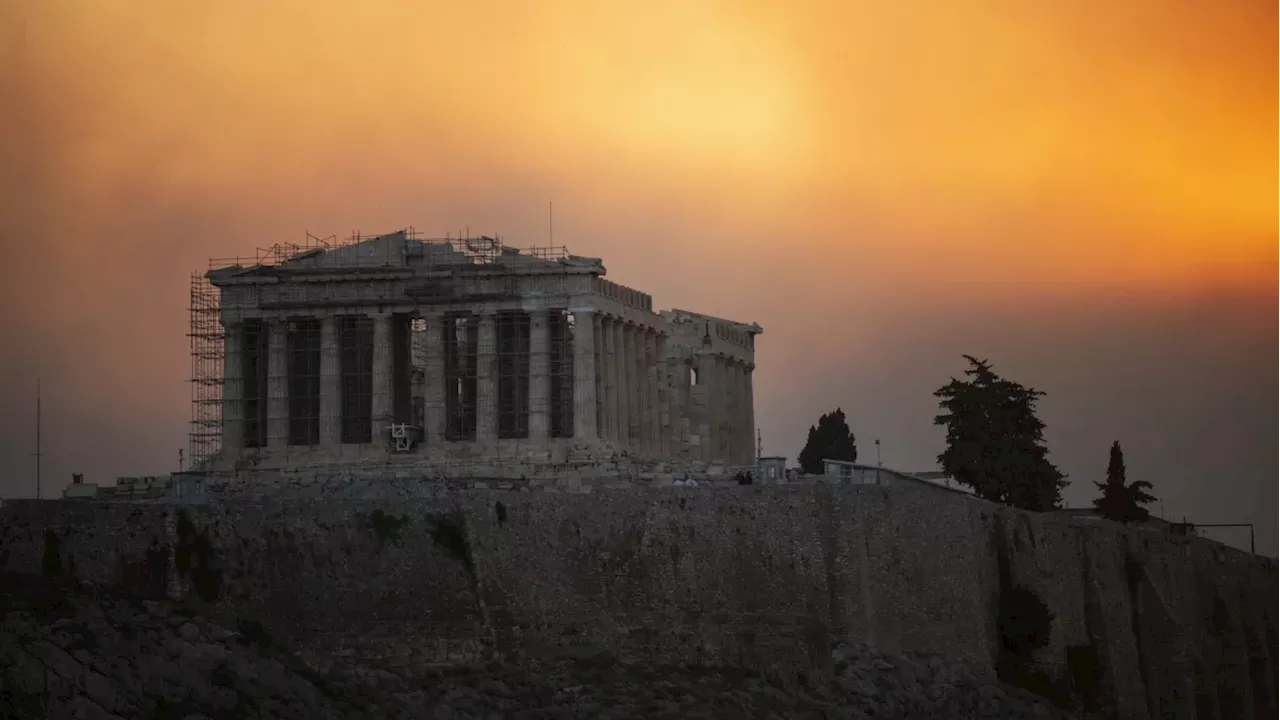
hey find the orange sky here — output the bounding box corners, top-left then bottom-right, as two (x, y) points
(0, 0), (1275, 551)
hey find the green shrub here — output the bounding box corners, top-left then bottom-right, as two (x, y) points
(999, 585), (1053, 659)
(996, 584), (1065, 706)
(431, 513), (474, 577)
(1066, 643), (1104, 712)
(41, 530), (61, 578)
(368, 509), (407, 548)
(175, 509), (223, 603)
(1124, 556), (1144, 585)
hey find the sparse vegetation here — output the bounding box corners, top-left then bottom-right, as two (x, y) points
(145, 538), (170, 596)
(797, 408), (858, 475)
(236, 617), (272, 648)
(1124, 556), (1144, 585)
(1093, 441), (1156, 523)
(368, 509), (408, 549)
(42, 529), (61, 579)
(935, 355), (1067, 511)
(175, 509), (223, 603)
(995, 584), (1071, 706)
(1066, 643), (1104, 712)
(430, 512), (474, 578)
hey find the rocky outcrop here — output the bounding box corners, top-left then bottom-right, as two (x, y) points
(1, 571), (1076, 719)
(394, 641), (1074, 719)
(0, 572), (377, 720)
(2, 485), (1275, 719)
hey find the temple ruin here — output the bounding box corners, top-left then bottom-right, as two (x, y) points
(188, 230), (760, 479)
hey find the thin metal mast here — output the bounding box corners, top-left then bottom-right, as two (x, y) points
(34, 378), (44, 499)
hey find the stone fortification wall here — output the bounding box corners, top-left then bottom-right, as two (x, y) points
(0, 485), (1274, 719)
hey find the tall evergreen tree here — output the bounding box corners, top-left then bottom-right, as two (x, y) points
(797, 408), (858, 474)
(934, 356), (1067, 511)
(1092, 441), (1156, 523)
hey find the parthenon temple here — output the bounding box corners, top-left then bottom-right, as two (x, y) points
(190, 230), (761, 478)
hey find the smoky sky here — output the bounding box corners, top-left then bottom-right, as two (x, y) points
(0, 1), (1274, 555)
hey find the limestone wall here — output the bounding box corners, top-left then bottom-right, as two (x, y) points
(0, 485), (1273, 719)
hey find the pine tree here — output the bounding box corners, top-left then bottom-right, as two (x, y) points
(1092, 441), (1156, 523)
(797, 408), (858, 474)
(934, 356), (1067, 511)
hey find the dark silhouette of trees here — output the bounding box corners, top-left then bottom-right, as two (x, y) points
(1092, 441), (1156, 523)
(797, 408), (858, 474)
(934, 355), (1067, 511)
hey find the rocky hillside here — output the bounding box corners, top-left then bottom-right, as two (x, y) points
(1, 572), (1073, 719)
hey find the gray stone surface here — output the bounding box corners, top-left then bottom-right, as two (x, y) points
(0, 572), (1075, 719)
(0, 484), (1275, 719)
(0, 572), (365, 719)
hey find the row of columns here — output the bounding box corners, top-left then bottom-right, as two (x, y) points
(592, 313), (666, 456)
(222, 309), (602, 454)
(220, 308), (749, 463)
(694, 351), (756, 465)
(221, 313), (384, 454)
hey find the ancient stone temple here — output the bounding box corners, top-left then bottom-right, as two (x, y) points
(190, 230), (760, 478)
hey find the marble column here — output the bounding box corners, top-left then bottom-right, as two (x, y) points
(745, 362), (756, 463)
(528, 309), (550, 441)
(631, 326), (644, 453)
(611, 319), (625, 448)
(737, 361), (747, 461)
(727, 357), (738, 463)
(697, 353), (712, 462)
(267, 318), (289, 449)
(592, 314), (605, 439)
(631, 324), (645, 451)
(319, 314), (341, 449)
(714, 355), (728, 463)
(476, 312), (498, 443)
(371, 312), (393, 446)
(642, 329), (657, 455)
(601, 317), (616, 443)
(655, 332), (669, 459)
(636, 328), (648, 455)
(725, 357), (737, 464)
(728, 358), (739, 463)
(620, 323), (634, 449)
(730, 360), (743, 464)
(721, 357), (733, 463)
(572, 309), (598, 440)
(422, 312), (447, 449)
(220, 320), (244, 455)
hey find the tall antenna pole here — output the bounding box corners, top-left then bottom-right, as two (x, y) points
(549, 201), (554, 245)
(756, 428), (762, 460)
(34, 378), (44, 500)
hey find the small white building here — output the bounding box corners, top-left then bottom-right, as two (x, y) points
(62, 473), (101, 500)
(756, 456), (788, 484)
(820, 459), (972, 496)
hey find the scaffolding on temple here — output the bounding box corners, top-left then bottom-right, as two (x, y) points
(188, 273), (224, 470)
(202, 228), (569, 271)
(189, 228), (580, 474)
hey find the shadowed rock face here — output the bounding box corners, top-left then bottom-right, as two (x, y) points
(0, 572), (1073, 720)
(0, 572), (373, 720)
(1, 485), (1275, 719)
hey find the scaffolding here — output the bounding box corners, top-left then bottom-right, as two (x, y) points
(205, 228), (570, 271)
(188, 273), (224, 469)
(188, 229), (584, 472)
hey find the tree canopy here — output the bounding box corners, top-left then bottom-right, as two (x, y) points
(934, 355), (1067, 511)
(1092, 441), (1156, 523)
(797, 408), (858, 474)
